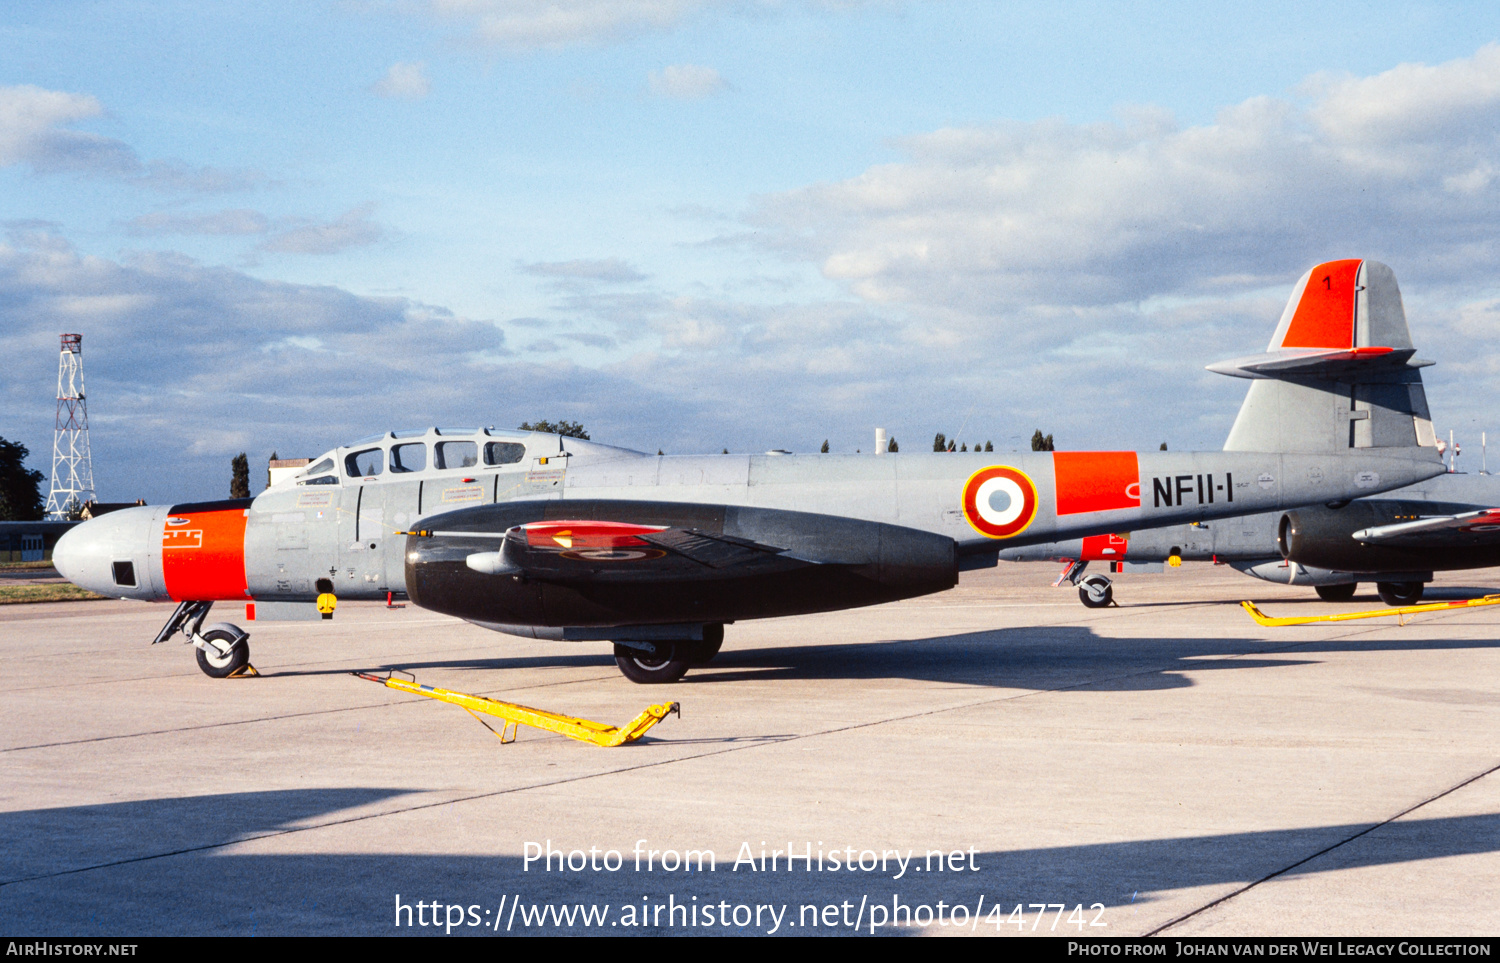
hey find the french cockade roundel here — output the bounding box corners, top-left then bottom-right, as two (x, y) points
(962, 465), (1039, 539)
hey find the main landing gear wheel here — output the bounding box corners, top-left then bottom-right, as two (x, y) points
(1376, 581), (1424, 606)
(195, 628), (249, 678)
(1078, 574), (1113, 608)
(682, 624), (725, 665)
(613, 643), (692, 684)
(1315, 583), (1358, 602)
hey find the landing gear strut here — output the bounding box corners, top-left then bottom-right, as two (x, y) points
(154, 600), (252, 678)
(611, 624), (724, 683)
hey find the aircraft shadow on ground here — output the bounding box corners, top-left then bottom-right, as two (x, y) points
(1, 788), (1496, 935)
(682, 624), (1500, 689)
(267, 620), (1500, 693)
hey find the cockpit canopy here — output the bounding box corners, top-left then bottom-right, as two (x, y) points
(280, 426), (642, 487)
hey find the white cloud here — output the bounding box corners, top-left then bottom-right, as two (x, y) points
(1306, 44), (1500, 149)
(126, 209), (272, 237)
(521, 258), (645, 282)
(259, 205), (386, 255)
(752, 42), (1500, 320)
(136, 159), (267, 194)
(429, 0), (707, 48)
(647, 64), (727, 100)
(0, 84), (266, 192)
(420, 1), (884, 50)
(0, 243), (514, 501)
(370, 61), (432, 100)
(0, 85), (136, 173)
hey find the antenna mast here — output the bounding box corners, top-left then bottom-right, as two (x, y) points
(45, 333), (95, 518)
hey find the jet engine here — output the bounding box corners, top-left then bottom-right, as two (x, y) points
(1277, 498), (1493, 573)
(404, 499), (958, 630)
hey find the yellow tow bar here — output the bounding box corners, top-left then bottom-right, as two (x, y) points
(352, 670), (679, 747)
(1242, 593), (1500, 627)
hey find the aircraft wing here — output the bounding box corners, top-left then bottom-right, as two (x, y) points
(1352, 508), (1500, 546)
(456, 519), (815, 583)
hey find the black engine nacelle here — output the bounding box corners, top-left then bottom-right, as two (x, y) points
(405, 499), (958, 628)
(1279, 499), (1498, 573)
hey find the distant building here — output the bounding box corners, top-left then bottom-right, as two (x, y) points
(80, 499), (146, 520)
(268, 458), (311, 488)
(0, 520), (78, 562)
(0, 501), (146, 561)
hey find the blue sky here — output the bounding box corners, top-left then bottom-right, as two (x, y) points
(6, 1), (1500, 503)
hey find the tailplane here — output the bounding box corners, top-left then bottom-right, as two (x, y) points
(1214, 259), (1439, 454)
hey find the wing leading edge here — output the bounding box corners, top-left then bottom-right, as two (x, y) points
(1353, 508), (1500, 546)
(461, 518), (814, 582)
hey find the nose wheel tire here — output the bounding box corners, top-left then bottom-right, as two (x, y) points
(195, 628), (250, 678)
(1078, 574), (1113, 608)
(1376, 581), (1424, 607)
(1315, 583), (1358, 602)
(613, 643), (692, 684)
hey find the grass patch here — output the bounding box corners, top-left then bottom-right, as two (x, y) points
(0, 560), (59, 571)
(0, 583), (107, 605)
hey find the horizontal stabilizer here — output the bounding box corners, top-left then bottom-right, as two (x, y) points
(1221, 259), (1440, 455)
(1207, 346), (1428, 380)
(1353, 508), (1500, 545)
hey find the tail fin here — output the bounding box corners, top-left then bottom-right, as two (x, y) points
(1214, 259), (1439, 454)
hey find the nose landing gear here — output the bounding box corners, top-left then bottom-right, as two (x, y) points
(155, 600), (254, 678)
(195, 626), (251, 678)
(1078, 573), (1115, 608)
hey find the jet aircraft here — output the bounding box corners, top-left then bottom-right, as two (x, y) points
(54, 259), (1446, 683)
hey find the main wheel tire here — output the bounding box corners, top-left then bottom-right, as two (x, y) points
(1376, 581), (1424, 606)
(195, 628), (249, 678)
(683, 624), (725, 664)
(613, 643), (692, 684)
(1315, 583), (1358, 602)
(1078, 574), (1113, 608)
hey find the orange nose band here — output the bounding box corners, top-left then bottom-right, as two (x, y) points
(161, 507), (250, 602)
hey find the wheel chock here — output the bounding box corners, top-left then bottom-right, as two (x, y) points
(351, 670), (678, 747)
(1242, 593), (1500, 627)
(227, 663), (260, 678)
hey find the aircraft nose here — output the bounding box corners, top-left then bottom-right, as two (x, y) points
(53, 506), (163, 600)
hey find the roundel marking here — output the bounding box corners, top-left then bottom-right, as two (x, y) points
(962, 466), (1039, 539)
(559, 548), (667, 562)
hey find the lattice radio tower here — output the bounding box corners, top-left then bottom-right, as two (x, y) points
(45, 333), (95, 518)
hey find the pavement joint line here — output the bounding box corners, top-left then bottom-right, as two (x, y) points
(0, 632), (1353, 889)
(0, 609), (1392, 754)
(4, 602), (1486, 891)
(3, 590), (1461, 755)
(1146, 756), (1500, 937)
(1, 632), (614, 692)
